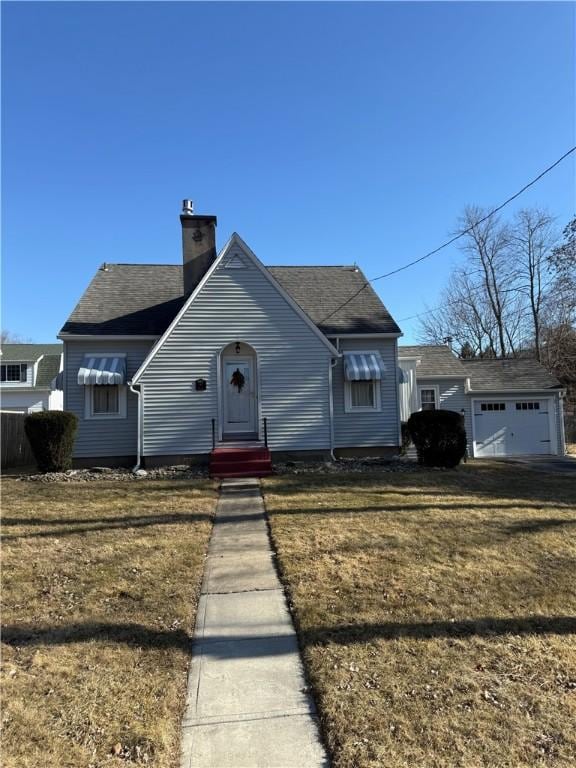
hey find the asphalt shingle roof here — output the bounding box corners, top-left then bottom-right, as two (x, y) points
(399, 345), (562, 391)
(399, 345), (467, 376)
(1, 343), (62, 362)
(61, 265), (186, 335)
(61, 263), (401, 336)
(36, 355), (62, 388)
(269, 266), (400, 335)
(461, 358), (562, 391)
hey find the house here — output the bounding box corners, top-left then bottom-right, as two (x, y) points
(57, 202), (566, 471)
(58, 203), (402, 470)
(0, 344), (63, 413)
(399, 345), (566, 458)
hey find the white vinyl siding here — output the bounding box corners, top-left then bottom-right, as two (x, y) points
(64, 340), (152, 458)
(0, 391), (50, 413)
(398, 359), (418, 421)
(139, 246), (333, 455)
(332, 337), (400, 448)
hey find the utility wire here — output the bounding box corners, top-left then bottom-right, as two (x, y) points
(397, 275), (557, 323)
(318, 145), (576, 326)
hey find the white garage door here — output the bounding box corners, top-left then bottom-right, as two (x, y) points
(473, 399), (552, 457)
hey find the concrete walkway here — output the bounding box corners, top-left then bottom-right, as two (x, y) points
(180, 477), (329, 768)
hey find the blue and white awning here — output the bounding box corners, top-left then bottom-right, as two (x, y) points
(343, 352), (386, 381)
(78, 357), (126, 385)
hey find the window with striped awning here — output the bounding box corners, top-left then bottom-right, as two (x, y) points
(343, 352), (386, 381)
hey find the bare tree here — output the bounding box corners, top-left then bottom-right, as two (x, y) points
(509, 209), (556, 360)
(1, 330), (31, 344)
(458, 206), (515, 357)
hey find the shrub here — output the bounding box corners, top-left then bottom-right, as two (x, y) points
(400, 421), (412, 455)
(24, 411), (78, 472)
(407, 409), (467, 468)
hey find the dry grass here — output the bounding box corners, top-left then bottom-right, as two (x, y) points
(1, 478), (216, 768)
(263, 463), (576, 768)
(567, 443), (576, 456)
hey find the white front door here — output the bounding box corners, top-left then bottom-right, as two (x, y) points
(223, 359), (257, 436)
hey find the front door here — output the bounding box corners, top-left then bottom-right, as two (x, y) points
(223, 358), (257, 437)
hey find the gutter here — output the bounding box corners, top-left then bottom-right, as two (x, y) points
(128, 381), (142, 471)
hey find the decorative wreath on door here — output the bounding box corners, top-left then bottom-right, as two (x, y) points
(230, 368), (246, 393)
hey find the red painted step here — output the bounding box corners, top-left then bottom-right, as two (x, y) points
(209, 445), (272, 478)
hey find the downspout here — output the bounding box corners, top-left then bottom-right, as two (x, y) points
(328, 357), (337, 461)
(558, 391), (567, 456)
(128, 381), (142, 471)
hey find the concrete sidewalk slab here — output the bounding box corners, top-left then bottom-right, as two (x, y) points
(202, 552), (281, 594)
(208, 532), (271, 555)
(181, 714), (329, 768)
(184, 635), (313, 724)
(180, 477), (328, 768)
(195, 590), (293, 642)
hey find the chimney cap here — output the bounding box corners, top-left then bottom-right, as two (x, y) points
(182, 199), (194, 216)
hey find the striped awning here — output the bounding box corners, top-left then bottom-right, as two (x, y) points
(343, 352), (386, 381)
(78, 356), (126, 385)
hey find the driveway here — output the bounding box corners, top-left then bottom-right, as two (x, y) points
(497, 455), (576, 475)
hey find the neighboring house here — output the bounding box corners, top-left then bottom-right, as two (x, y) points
(56, 203), (566, 467)
(58, 203), (402, 466)
(399, 345), (566, 458)
(0, 344), (63, 413)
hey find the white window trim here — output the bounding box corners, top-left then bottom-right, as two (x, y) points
(84, 384), (127, 420)
(418, 384), (440, 411)
(344, 379), (381, 412)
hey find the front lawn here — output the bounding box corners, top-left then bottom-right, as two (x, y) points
(1, 478), (216, 768)
(263, 464), (576, 768)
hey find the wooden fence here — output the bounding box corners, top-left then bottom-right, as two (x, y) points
(1, 412), (35, 469)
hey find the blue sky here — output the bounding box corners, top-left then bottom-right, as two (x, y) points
(2, 1), (574, 344)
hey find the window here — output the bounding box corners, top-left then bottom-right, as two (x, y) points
(93, 385), (119, 414)
(1, 363), (27, 383)
(345, 379), (381, 412)
(480, 402), (506, 411)
(351, 380), (375, 408)
(516, 401), (540, 411)
(85, 385), (126, 419)
(419, 388), (438, 411)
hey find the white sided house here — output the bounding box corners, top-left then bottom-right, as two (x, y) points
(59, 204), (403, 469)
(399, 345), (566, 458)
(58, 203), (566, 470)
(0, 344), (63, 413)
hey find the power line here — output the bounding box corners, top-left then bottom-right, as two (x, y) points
(318, 145), (576, 325)
(397, 276), (557, 323)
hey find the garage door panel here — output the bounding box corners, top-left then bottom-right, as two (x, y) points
(474, 399), (551, 458)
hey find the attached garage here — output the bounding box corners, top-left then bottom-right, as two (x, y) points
(472, 397), (556, 458)
(399, 346), (566, 461)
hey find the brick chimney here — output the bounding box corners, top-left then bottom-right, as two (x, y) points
(180, 200), (217, 295)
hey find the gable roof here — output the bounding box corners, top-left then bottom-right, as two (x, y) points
(132, 234), (340, 382)
(461, 358), (562, 391)
(399, 345), (467, 376)
(60, 257), (400, 337)
(1, 343), (62, 362)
